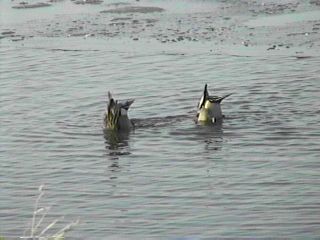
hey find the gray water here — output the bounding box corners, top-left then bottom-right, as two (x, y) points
(1, 1), (320, 239)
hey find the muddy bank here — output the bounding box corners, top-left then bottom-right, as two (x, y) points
(1, 0), (320, 55)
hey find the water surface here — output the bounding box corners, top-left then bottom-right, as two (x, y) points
(1, 0), (320, 239)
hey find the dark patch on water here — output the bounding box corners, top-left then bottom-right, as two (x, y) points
(310, 0), (320, 6)
(72, 0), (103, 5)
(106, 2), (131, 7)
(12, 2), (51, 9)
(101, 6), (165, 14)
(50, 48), (99, 52)
(295, 55), (312, 59)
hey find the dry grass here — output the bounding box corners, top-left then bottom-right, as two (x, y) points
(20, 185), (79, 240)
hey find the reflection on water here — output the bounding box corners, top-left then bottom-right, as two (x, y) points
(103, 128), (131, 160)
(103, 129), (131, 178)
(170, 120), (224, 152)
(200, 121), (224, 152)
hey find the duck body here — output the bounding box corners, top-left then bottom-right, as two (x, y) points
(104, 92), (134, 131)
(197, 84), (232, 124)
(117, 108), (133, 130)
(198, 99), (223, 122)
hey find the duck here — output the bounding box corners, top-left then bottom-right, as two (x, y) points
(104, 92), (134, 130)
(196, 84), (232, 124)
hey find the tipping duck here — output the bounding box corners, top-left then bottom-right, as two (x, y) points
(104, 92), (134, 131)
(197, 84), (232, 124)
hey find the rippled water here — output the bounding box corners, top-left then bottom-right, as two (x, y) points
(1, 1), (320, 239)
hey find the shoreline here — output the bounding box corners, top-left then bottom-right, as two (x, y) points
(1, 0), (320, 56)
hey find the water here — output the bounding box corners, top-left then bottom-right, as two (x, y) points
(1, 0), (320, 239)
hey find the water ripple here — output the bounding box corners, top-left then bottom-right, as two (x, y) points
(1, 34), (320, 238)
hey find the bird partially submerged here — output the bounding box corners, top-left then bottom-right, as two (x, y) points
(104, 92), (134, 131)
(197, 84), (232, 124)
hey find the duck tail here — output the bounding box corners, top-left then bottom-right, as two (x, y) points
(108, 91), (113, 101)
(218, 93), (233, 103)
(107, 102), (121, 130)
(106, 91), (121, 130)
(198, 84), (209, 109)
(204, 84), (208, 100)
(121, 99), (134, 110)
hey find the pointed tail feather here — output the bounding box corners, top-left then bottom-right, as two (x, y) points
(218, 93), (233, 103)
(120, 99), (134, 110)
(108, 91), (113, 101)
(198, 84), (209, 109)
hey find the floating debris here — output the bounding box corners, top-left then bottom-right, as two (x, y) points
(177, 36), (184, 41)
(267, 45), (277, 50)
(242, 40), (249, 47)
